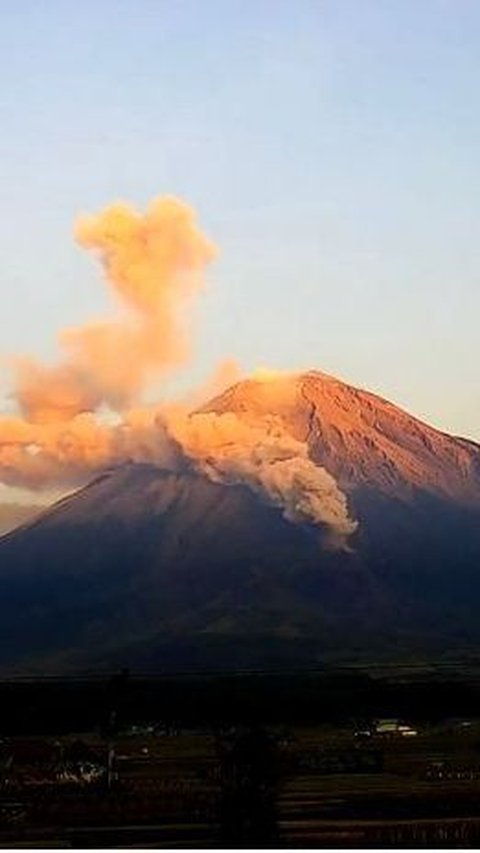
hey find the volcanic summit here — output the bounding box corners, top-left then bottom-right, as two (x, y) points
(1, 370), (480, 674)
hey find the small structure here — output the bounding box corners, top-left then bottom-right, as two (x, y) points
(374, 719), (418, 737)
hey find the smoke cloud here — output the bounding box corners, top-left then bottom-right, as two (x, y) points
(13, 197), (216, 422)
(0, 194), (357, 547)
(167, 410), (357, 547)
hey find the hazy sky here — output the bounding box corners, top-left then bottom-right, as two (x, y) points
(1, 0), (479, 441)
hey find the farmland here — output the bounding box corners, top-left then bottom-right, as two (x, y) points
(1, 669), (480, 846)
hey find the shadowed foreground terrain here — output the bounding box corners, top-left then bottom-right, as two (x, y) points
(1, 666), (480, 847)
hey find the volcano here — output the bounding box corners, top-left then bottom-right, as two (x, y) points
(1, 370), (480, 674)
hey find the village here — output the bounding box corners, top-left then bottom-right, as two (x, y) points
(0, 705), (480, 846)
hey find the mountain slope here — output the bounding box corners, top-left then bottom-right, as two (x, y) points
(0, 463), (365, 672)
(1, 371), (480, 673)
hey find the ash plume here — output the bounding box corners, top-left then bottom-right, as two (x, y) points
(0, 194), (357, 547)
(14, 196), (216, 422)
(167, 410), (358, 547)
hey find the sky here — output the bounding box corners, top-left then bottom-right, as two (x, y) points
(0, 0), (479, 450)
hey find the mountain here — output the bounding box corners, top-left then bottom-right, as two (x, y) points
(1, 370), (480, 674)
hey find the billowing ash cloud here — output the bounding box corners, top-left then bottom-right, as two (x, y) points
(14, 197), (216, 422)
(0, 409), (180, 490)
(0, 194), (357, 548)
(167, 411), (357, 548)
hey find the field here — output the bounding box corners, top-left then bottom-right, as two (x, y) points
(1, 670), (480, 846)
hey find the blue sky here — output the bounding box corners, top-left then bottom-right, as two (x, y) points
(1, 0), (479, 439)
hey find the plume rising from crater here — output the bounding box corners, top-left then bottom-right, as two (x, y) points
(167, 410), (358, 547)
(0, 195), (357, 546)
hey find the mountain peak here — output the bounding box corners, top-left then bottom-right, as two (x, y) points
(203, 370), (480, 506)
